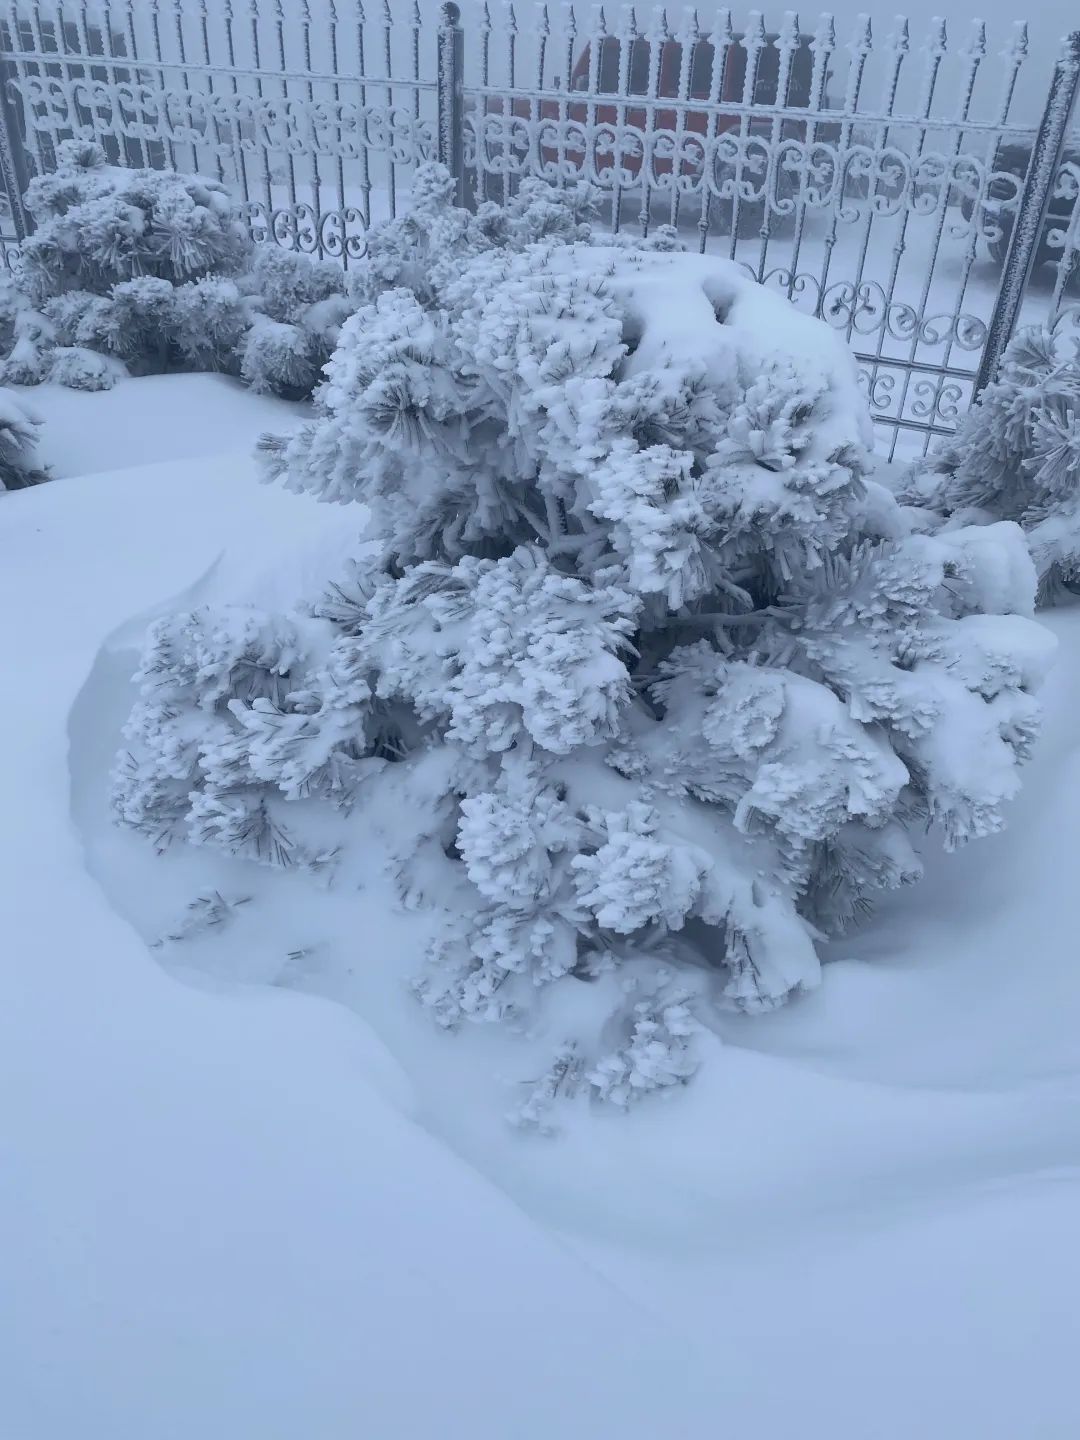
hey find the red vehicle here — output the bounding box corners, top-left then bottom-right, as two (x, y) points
(476, 33), (828, 194)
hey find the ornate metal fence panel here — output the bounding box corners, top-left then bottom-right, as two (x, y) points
(0, 0), (441, 263)
(467, 7), (1080, 458)
(0, 2), (1077, 456)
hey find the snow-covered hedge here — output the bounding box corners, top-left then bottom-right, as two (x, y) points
(0, 143), (352, 398)
(114, 170), (1053, 1117)
(912, 322), (1080, 603)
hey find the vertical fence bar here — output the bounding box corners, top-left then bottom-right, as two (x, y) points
(381, 0), (396, 217)
(438, 1), (465, 208)
(931, 22), (1027, 438)
(249, 0), (274, 218)
(1047, 161), (1080, 318)
(499, 3), (515, 208)
(728, 12), (766, 263)
(0, 23), (29, 239)
(25, 0), (60, 175)
(697, 8), (735, 253)
(975, 29), (1080, 394)
(222, 0), (250, 204)
(355, 1), (373, 229)
(150, 0), (178, 172)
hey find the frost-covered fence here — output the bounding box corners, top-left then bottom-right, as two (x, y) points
(466, 7), (1080, 458)
(0, 0), (442, 260)
(0, 2), (1077, 456)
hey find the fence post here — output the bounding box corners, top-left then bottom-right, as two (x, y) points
(437, 2), (467, 209)
(0, 36), (30, 241)
(974, 30), (1080, 396)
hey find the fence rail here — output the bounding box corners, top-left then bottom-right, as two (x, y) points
(0, 1), (1078, 457)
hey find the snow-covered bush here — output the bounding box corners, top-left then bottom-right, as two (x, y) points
(114, 173), (1054, 1111)
(17, 140), (249, 302)
(0, 387), (47, 491)
(913, 322), (1080, 603)
(0, 143), (352, 397)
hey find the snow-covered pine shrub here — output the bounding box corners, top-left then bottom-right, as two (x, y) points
(18, 140), (249, 301)
(114, 177), (1054, 1110)
(0, 387), (47, 490)
(913, 321), (1080, 603)
(171, 276), (249, 373)
(0, 142), (353, 397)
(0, 141), (248, 387)
(236, 247), (356, 398)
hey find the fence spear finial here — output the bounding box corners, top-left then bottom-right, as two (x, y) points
(712, 8), (734, 49)
(961, 19), (986, 61)
(1002, 21), (1028, 63)
(745, 11), (767, 48)
(887, 16), (909, 55)
(926, 16), (948, 59)
(813, 13), (836, 53)
(848, 13), (872, 55)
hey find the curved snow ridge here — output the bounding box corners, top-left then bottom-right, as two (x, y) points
(471, 1029), (1080, 1247)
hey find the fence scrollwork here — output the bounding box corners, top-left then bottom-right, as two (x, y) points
(0, 3), (1076, 456)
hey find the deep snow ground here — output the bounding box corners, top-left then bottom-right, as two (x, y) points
(22, 373), (308, 479)
(4, 375), (1080, 1438)
(0, 384), (731, 1440)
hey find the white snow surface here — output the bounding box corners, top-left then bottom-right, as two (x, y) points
(16, 372), (308, 479)
(3, 376), (1080, 1439)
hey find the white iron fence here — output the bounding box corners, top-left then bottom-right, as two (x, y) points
(0, 2), (1078, 457)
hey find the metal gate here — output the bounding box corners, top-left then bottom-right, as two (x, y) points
(0, 2), (1077, 458)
